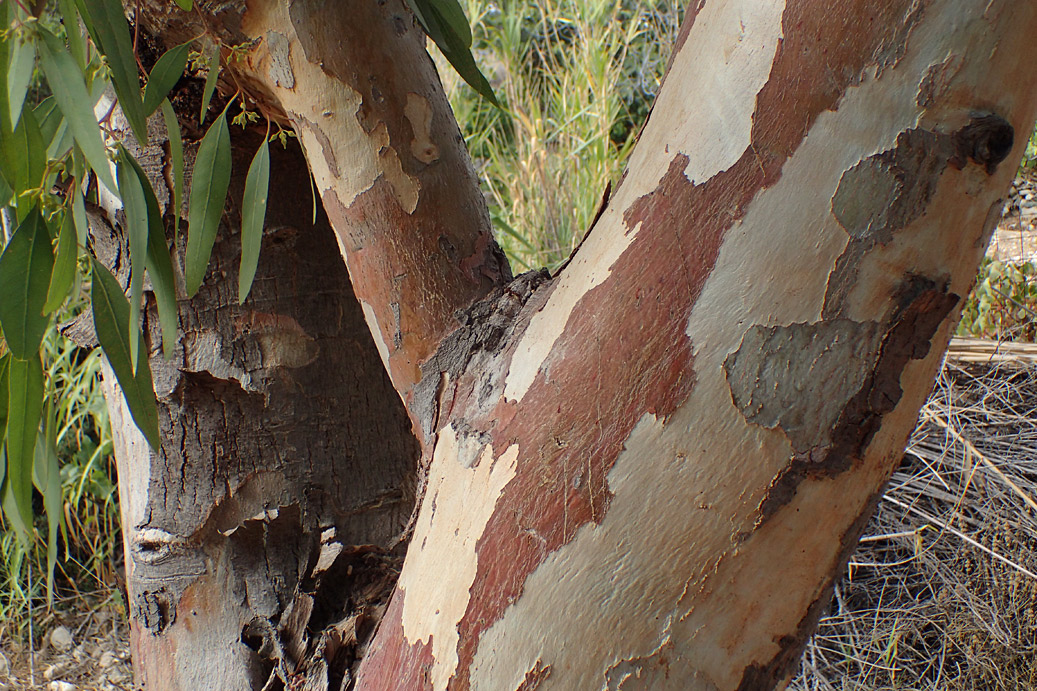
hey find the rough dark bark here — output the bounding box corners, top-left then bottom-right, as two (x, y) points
(97, 112), (420, 688)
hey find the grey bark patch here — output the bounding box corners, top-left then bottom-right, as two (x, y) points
(824, 128), (951, 317)
(265, 31), (295, 89)
(412, 269), (552, 442)
(751, 277), (957, 527)
(724, 320), (883, 454)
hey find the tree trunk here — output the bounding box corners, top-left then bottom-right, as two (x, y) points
(100, 0), (1037, 689)
(92, 111), (420, 688)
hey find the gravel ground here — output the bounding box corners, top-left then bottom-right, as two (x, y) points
(0, 597), (134, 691)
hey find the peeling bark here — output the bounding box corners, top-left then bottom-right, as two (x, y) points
(111, 0), (1037, 689)
(355, 0), (1037, 689)
(100, 117), (419, 688)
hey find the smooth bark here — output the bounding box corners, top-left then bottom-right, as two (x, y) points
(101, 0), (1037, 689)
(354, 1), (1037, 689)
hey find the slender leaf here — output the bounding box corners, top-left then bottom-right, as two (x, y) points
(6, 354), (44, 534)
(57, 0), (87, 68)
(407, 0), (497, 105)
(199, 45), (220, 125)
(116, 151), (148, 370)
(174, 0), (193, 9)
(79, 0), (147, 143)
(239, 137), (269, 304)
(44, 211), (77, 313)
(143, 42), (190, 117)
(0, 175), (11, 208)
(6, 17), (36, 129)
(160, 99), (184, 239)
(33, 408), (63, 607)
(34, 96), (62, 145)
(91, 258), (160, 449)
(0, 353), (9, 443)
(0, 105), (47, 198)
(0, 209), (55, 359)
(37, 27), (119, 194)
(71, 182), (88, 245)
(185, 110), (231, 296)
(122, 150), (178, 359)
(2, 456), (32, 546)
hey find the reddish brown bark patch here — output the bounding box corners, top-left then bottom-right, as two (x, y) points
(353, 593), (435, 691)
(516, 661), (552, 690)
(750, 0), (930, 182)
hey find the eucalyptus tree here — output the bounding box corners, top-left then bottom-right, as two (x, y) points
(1, 0), (1035, 689)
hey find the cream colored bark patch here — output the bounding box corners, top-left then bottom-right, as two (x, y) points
(361, 300), (392, 373)
(405, 92), (440, 164)
(621, 0), (785, 198)
(399, 427), (518, 691)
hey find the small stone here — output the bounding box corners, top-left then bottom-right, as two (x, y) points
(48, 682), (76, 691)
(44, 663), (66, 680)
(106, 669), (128, 684)
(98, 651), (117, 669)
(50, 626), (74, 652)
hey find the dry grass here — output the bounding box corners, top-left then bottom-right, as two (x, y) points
(792, 340), (1037, 691)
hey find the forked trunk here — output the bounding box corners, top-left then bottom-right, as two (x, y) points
(96, 0), (1037, 689)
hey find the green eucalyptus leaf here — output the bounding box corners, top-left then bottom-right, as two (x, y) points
(79, 0), (147, 143)
(160, 98), (184, 237)
(143, 42), (190, 117)
(0, 209), (55, 359)
(71, 183), (89, 246)
(0, 105), (47, 198)
(34, 96), (62, 145)
(44, 211), (77, 313)
(174, 0), (193, 10)
(2, 450), (32, 546)
(406, 0), (496, 105)
(57, 0), (88, 68)
(122, 150), (178, 360)
(6, 17), (36, 130)
(116, 151), (149, 371)
(185, 110), (231, 297)
(433, 28), (498, 107)
(0, 353), (10, 443)
(5, 353), (44, 534)
(37, 27), (119, 194)
(199, 45), (220, 125)
(0, 175), (11, 208)
(90, 258), (160, 449)
(33, 406), (63, 607)
(239, 137), (269, 304)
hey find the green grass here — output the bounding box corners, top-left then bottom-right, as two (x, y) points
(0, 287), (120, 644)
(438, 0), (683, 272)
